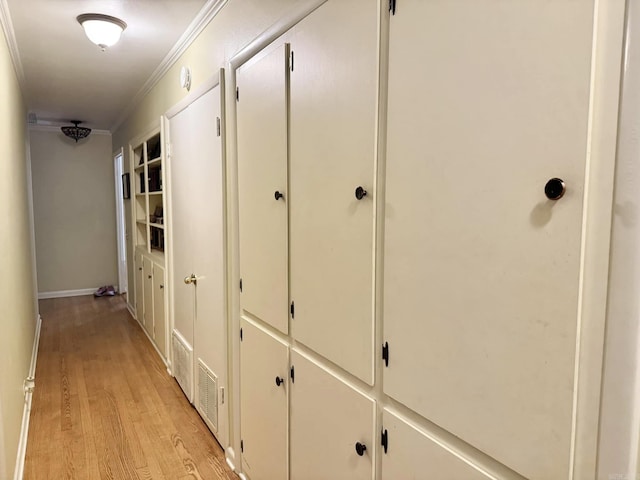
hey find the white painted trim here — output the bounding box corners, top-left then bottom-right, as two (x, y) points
(13, 314), (41, 480)
(164, 71), (222, 119)
(136, 318), (169, 368)
(28, 124), (111, 136)
(228, 0), (326, 70)
(114, 149), (128, 294)
(0, 0), (25, 90)
(126, 302), (136, 320)
(110, 0), (228, 132)
(38, 288), (101, 299)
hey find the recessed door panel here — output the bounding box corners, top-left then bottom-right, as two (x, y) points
(290, 350), (374, 480)
(237, 43), (289, 334)
(289, 0), (377, 385)
(381, 410), (492, 480)
(383, 2), (595, 479)
(240, 319), (288, 480)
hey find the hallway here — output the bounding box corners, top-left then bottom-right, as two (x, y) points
(24, 295), (236, 480)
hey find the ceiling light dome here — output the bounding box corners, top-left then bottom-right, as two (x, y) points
(77, 14), (127, 50)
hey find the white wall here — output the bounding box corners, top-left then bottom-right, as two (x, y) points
(0, 21), (37, 480)
(30, 129), (117, 295)
(598, 0), (640, 477)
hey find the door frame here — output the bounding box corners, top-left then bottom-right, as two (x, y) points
(113, 147), (128, 294)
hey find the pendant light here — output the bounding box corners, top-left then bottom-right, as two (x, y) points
(77, 14), (127, 50)
(61, 121), (91, 143)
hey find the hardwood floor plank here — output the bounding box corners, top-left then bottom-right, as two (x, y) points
(24, 295), (237, 480)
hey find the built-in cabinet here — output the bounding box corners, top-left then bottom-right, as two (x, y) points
(129, 128), (168, 362)
(234, 0), (620, 479)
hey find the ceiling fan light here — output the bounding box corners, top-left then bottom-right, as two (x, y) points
(77, 14), (126, 49)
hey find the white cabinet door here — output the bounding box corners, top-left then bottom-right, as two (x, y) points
(289, 0), (377, 385)
(135, 249), (144, 324)
(240, 319), (288, 480)
(168, 79), (227, 445)
(290, 350), (374, 480)
(237, 43), (289, 335)
(143, 255), (153, 333)
(153, 263), (166, 357)
(383, 2), (596, 479)
(381, 410), (492, 480)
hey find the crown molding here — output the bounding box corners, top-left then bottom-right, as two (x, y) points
(0, 0), (26, 89)
(110, 0), (228, 133)
(29, 124), (111, 136)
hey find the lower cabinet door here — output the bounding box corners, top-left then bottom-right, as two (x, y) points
(153, 264), (166, 357)
(240, 319), (288, 480)
(381, 409), (493, 480)
(143, 256), (153, 333)
(135, 250), (144, 323)
(290, 350), (374, 480)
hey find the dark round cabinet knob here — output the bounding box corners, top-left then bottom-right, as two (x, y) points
(355, 442), (367, 456)
(274, 191), (284, 201)
(355, 186), (367, 200)
(544, 178), (566, 200)
(275, 376), (284, 387)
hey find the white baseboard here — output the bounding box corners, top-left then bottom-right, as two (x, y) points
(13, 314), (42, 480)
(38, 288), (99, 299)
(126, 302), (136, 320)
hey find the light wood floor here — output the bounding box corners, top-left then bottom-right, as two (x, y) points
(24, 294), (237, 480)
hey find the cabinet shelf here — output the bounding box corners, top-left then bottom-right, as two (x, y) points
(130, 128), (165, 265)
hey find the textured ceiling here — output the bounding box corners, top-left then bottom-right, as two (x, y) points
(7, 0), (208, 130)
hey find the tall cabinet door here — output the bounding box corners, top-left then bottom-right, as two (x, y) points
(240, 320), (288, 480)
(237, 43), (289, 335)
(383, 2), (596, 479)
(289, 0), (378, 384)
(290, 350), (375, 480)
(135, 250), (144, 323)
(153, 264), (166, 357)
(143, 256), (153, 332)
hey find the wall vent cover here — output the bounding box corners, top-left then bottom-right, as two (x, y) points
(172, 331), (193, 402)
(197, 359), (219, 432)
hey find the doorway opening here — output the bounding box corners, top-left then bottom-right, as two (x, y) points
(114, 149), (128, 295)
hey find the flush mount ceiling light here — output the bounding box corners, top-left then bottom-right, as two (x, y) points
(61, 121), (91, 142)
(77, 14), (127, 50)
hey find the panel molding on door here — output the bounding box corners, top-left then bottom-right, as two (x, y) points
(237, 42), (289, 335)
(240, 319), (288, 480)
(290, 350), (374, 480)
(289, 0), (377, 385)
(383, 2), (596, 479)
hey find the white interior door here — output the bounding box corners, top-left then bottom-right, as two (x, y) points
(383, 2), (595, 479)
(169, 104), (196, 358)
(190, 85), (227, 445)
(168, 78), (227, 444)
(289, 0), (378, 385)
(240, 319), (288, 480)
(153, 264), (166, 357)
(290, 350), (374, 480)
(237, 42), (289, 335)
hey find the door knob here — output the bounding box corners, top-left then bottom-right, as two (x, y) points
(184, 274), (197, 285)
(545, 178), (565, 200)
(355, 186), (367, 200)
(355, 442), (367, 456)
(275, 376), (284, 387)
(274, 190), (284, 200)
